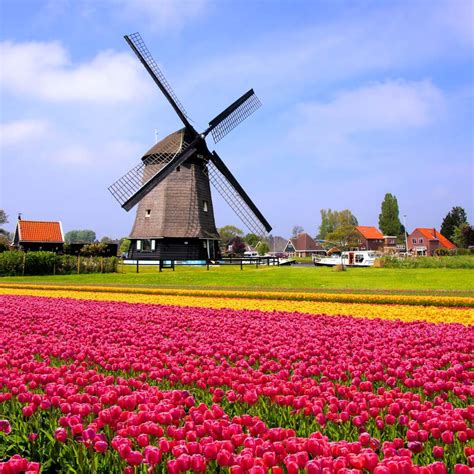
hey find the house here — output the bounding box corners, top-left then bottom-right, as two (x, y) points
(13, 219), (64, 253)
(407, 228), (456, 256)
(354, 226), (385, 251)
(284, 233), (325, 257)
(383, 236), (398, 253)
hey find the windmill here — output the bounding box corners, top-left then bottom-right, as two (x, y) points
(108, 32), (272, 260)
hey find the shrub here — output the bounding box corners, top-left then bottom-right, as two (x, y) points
(379, 255), (474, 269)
(24, 251), (59, 275)
(434, 248), (450, 256)
(0, 251), (118, 276)
(0, 251), (25, 276)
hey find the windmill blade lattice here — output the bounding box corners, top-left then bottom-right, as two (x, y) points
(206, 160), (268, 237)
(208, 90), (261, 143)
(108, 132), (190, 208)
(126, 32), (190, 123)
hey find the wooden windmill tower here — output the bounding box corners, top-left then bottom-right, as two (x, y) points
(109, 33), (271, 260)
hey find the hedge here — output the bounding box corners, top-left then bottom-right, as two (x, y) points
(0, 251), (117, 276)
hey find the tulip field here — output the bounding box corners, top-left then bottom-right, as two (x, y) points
(0, 284), (473, 473)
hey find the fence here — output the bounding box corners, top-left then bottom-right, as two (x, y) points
(121, 256), (280, 272)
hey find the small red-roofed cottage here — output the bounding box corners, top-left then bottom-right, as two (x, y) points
(407, 228), (456, 256)
(284, 233), (325, 257)
(354, 226), (385, 251)
(13, 218), (65, 253)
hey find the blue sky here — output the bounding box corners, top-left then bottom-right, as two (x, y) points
(1, 0), (473, 239)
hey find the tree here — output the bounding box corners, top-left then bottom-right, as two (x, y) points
(231, 236), (246, 255)
(100, 236), (114, 243)
(65, 230), (96, 243)
(80, 242), (107, 256)
(452, 223), (474, 249)
(292, 226), (304, 237)
(0, 210), (8, 236)
(440, 207), (467, 240)
(326, 225), (359, 250)
(119, 238), (131, 256)
(378, 193), (403, 236)
(244, 233), (259, 248)
(318, 209), (358, 240)
(0, 234), (9, 252)
(218, 225), (243, 245)
(256, 241), (269, 255)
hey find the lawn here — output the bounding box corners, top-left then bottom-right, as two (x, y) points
(1, 264), (473, 293)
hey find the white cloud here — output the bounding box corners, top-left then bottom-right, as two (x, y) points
(177, 1), (473, 107)
(285, 79), (445, 165)
(295, 79), (444, 133)
(0, 119), (51, 148)
(117, 0), (208, 32)
(47, 140), (144, 167)
(0, 40), (154, 103)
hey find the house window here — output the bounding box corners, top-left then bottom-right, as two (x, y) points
(419, 238), (423, 244)
(412, 238), (417, 244)
(203, 200), (208, 212)
(136, 240), (142, 251)
(142, 240), (152, 251)
(145, 209), (151, 218)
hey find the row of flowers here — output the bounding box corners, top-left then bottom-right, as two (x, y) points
(0, 286), (472, 325)
(1, 295), (473, 472)
(0, 283), (473, 308)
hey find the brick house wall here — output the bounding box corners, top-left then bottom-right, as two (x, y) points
(407, 229), (439, 256)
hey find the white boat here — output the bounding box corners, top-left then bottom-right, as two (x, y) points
(313, 251), (378, 267)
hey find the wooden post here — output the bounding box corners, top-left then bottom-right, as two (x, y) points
(206, 260), (209, 271)
(100, 257), (104, 273)
(22, 253), (26, 276)
(240, 260), (243, 271)
(77, 255), (80, 274)
(136, 259), (139, 273)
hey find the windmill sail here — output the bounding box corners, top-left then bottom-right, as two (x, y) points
(207, 89), (261, 143)
(207, 152), (271, 236)
(108, 131), (193, 210)
(125, 32), (192, 129)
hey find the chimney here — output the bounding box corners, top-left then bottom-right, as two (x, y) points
(433, 228), (436, 238)
(17, 213), (22, 221)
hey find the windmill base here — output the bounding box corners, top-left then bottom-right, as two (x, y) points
(128, 237), (220, 261)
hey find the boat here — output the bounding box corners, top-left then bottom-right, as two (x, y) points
(313, 251), (378, 267)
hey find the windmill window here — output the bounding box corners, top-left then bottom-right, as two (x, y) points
(203, 240), (207, 248)
(145, 209), (151, 218)
(136, 240), (142, 251)
(176, 166), (180, 172)
(151, 239), (156, 251)
(203, 200), (208, 212)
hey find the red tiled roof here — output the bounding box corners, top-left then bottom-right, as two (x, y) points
(416, 228), (456, 249)
(355, 226), (384, 240)
(18, 220), (64, 243)
(289, 233), (322, 251)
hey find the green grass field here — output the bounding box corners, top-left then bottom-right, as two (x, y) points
(1, 264), (473, 294)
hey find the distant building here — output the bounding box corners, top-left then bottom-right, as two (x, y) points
(284, 233), (325, 257)
(407, 228), (456, 256)
(13, 219), (64, 253)
(354, 226), (384, 251)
